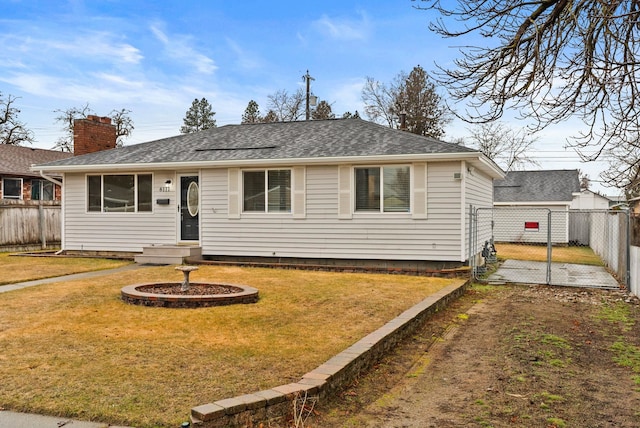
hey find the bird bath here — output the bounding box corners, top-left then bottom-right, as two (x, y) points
(121, 266), (259, 308)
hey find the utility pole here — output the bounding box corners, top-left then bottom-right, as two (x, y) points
(304, 70), (315, 121)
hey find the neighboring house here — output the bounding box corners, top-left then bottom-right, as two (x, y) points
(33, 117), (503, 268)
(0, 145), (72, 203)
(571, 189), (611, 210)
(493, 170), (580, 244)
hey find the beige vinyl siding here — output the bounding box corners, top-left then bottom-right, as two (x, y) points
(464, 163), (496, 260)
(201, 162), (466, 262)
(62, 172), (177, 252)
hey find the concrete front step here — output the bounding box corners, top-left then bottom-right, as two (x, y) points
(134, 245), (202, 265)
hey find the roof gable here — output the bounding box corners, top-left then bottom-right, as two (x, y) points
(494, 170), (580, 203)
(0, 145), (72, 177)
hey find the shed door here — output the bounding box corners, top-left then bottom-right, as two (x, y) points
(180, 175), (199, 241)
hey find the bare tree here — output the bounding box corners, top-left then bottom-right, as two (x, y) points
(0, 93), (34, 146)
(109, 108), (134, 147)
(53, 103), (93, 152)
(578, 169), (590, 190)
(266, 89), (305, 122)
(467, 122), (539, 172)
(600, 136), (640, 196)
(361, 76), (397, 128)
(53, 104), (134, 152)
(362, 65), (450, 138)
(417, 1), (640, 187)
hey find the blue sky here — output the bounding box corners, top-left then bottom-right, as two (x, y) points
(0, 0), (616, 194)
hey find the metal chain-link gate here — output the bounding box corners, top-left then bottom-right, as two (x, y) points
(470, 207), (630, 289)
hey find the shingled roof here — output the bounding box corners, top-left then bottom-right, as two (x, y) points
(494, 170), (580, 203)
(34, 119), (490, 169)
(0, 145), (71, 177)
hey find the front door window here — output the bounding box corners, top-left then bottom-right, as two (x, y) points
(180, 176), (199, 241)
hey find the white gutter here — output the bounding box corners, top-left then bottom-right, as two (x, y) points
(38, 170), (63, 187)
(32, 151), (506, 178)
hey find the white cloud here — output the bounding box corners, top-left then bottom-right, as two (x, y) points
(325, 78), (366, 115)
(149, 22), (217, 74)
(312, 12), (371, 41)
(225, 38), (261, 70)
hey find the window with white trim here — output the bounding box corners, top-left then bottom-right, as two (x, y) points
(243, 169), (291, 212)
(87, 174), (152, 212)
(31, 179), (54, 201)
(2, 178), (22, 199)
(355, 166), (410, 212)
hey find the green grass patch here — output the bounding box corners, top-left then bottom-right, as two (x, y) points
(611, 341), (640, 373)
(541, 334), (571, 350)
(598, 302), (635, 331)
(547, 417), (567, 427)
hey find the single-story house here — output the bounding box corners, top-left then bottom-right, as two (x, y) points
(0, 145), (71, 203)
(492, 169), (580, 244)
(33, 116), (503, 269)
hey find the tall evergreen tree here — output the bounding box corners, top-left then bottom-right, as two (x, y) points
(362, 65), (450, 138)
(312, 100), (335, 120)
(391, 66), (450, 139)
(241, 100), (261, 124)
(180, 98), (216, 133)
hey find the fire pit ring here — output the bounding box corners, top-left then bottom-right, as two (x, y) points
(121, 282), (259, 308)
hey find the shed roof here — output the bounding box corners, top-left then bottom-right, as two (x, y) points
(494, 170), (580, 203)
(33, 119), (503, 177)
(0, 145), (71, 178)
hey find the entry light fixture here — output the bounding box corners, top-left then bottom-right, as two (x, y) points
(161, 179), (172, 192)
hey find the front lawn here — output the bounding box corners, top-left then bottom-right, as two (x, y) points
(0, 264), (462, 427)
(0, 252), (131, 285)
(495, 243), (604, 266)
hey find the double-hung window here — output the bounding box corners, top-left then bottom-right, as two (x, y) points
(2, 178), (22, 199)
(31, 179), (54, 201)
(243, 169), (291, 212)
(87, 174), (152, 212)
(355, 166), (410, 212)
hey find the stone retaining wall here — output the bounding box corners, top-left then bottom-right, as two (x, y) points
(190, 281), (469, 427)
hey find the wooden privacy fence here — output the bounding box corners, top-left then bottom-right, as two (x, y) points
(0, 203), (61, 251)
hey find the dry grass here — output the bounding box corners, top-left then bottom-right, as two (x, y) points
(0, 263), (462, 427)
(0, 253), (131, 285)
(495, 243), (604, 266)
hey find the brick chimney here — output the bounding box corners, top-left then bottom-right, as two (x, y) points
(73, 115), (117, 156)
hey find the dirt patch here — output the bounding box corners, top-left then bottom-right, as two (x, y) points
(313, 284), (640, 427)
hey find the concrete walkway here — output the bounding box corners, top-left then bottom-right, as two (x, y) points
(0, 264), (147, 428)
(0, 410), (131, 428)
(0, 264), (145, 294)
(487, 259), (621, 289)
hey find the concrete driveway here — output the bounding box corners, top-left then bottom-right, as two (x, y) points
(487, 259), (621, 289)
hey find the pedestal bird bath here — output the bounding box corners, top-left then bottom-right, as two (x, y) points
(121, 266), (259, 308)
